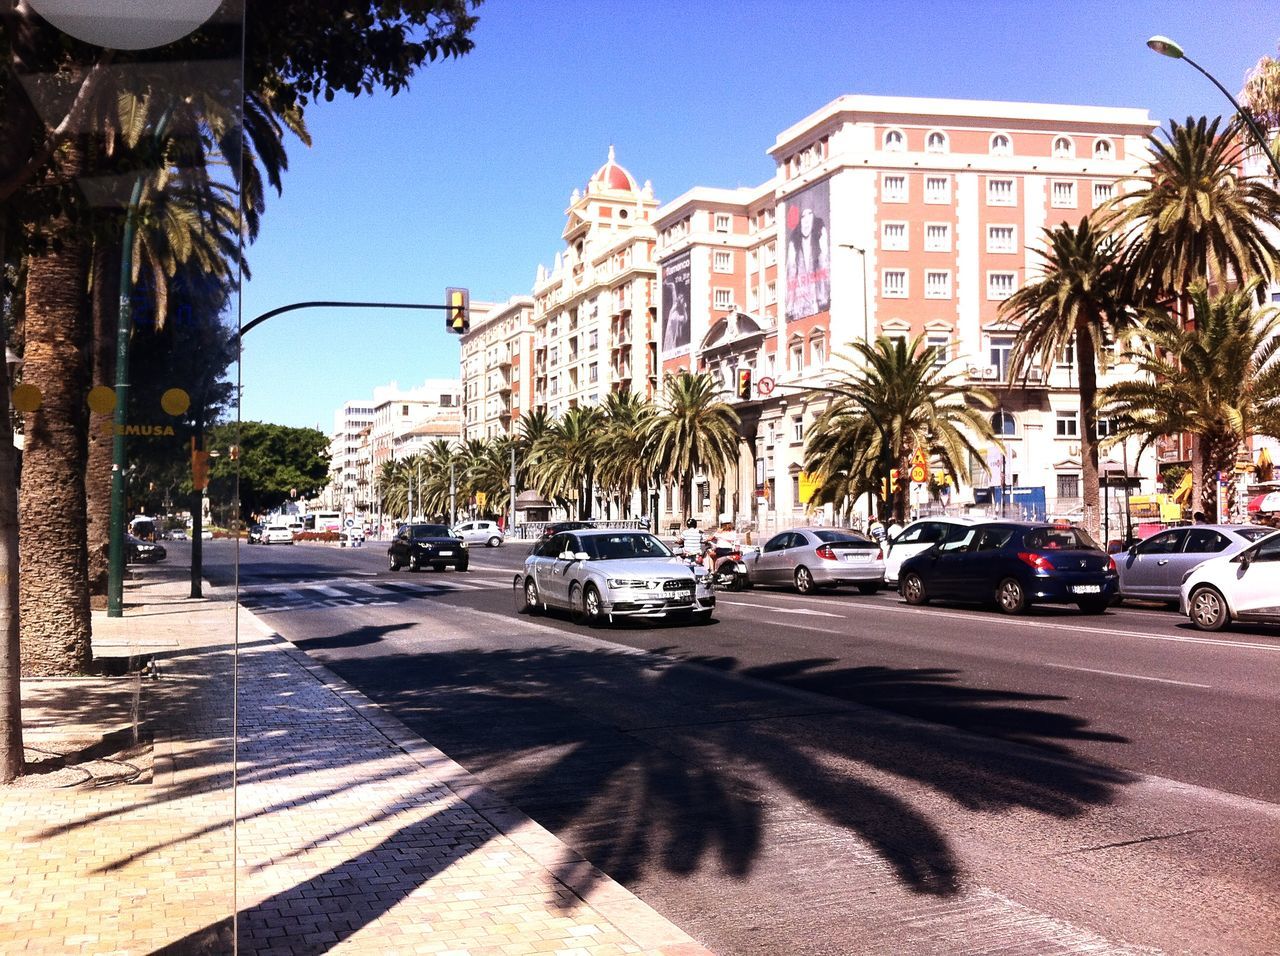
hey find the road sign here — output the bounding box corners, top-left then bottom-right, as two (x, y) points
(345, 518), (355, 528)
(757, 376), (775, 396)
(910, 464), (928, 483)
(912, 447), (928, 468)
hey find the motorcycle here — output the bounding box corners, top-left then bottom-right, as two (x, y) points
(708, 545), (750, 592)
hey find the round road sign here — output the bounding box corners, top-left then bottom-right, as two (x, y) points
(909, 464), (928, 483)
(758, 376), (776, 396)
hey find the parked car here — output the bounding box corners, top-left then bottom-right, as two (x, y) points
(540, 520), (595, 539)
(246, 524), (264, 545)
(1115, 524), (1276, 605)
(743, 527), (884, 595)
(898, 521), (1118, 614)
(516, 528), (713, 624)
(388, 523), (468, 572)
(200, 529), (213, 540)
(168, 529), (188, 542)
(1180, 528), (1280, 631)
(453, 519), (504, 547)
(883, 516), (979, 586)
(126, 533), (166, 564)
(260, 524), (295, 545)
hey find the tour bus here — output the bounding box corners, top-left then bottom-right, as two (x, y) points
(303, 511), (343, 533)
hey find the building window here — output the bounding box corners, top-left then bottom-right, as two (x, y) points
(882, 173), (908, 202)
(793, 417), (804, 442)
(987, 224), (1017, 253)
(1093, 138), (1113, 159)
(882, 221), (908, 250)
(926, 333), (950, 366)
(926, 130), (948, 153)
(549, 346), (558, 364)
(924, 222), (951, 252)
(1097, 417), (1116, 438)
(991, 411), (1017, 436)
(987, 271), (1017, 300)
(713, 250), (733, 273)
(990, 334), (1015, 379)
(1057, 341), (1076, 367)
(883, 128), (905, 151)
(589, 362), (598, 383)
(748, 248), (759, 271)
(714, 288), (734, 310)
(925, 270), (951, 299)
(1052, 135), (1074, 158)
(987, 178), (1015, 206)
(1092, 181), (1114, 204)
(1056, 411), (1079, 437)
(925, 175), (950, 204)
(748, 287), (759, 311)
(714, 213), (732, 233)
(766, 281), (777, 305)
(1057, 473), (1080, 499)
(789, 338), (804, 372)
(811, 336), (826, 367)
(589, 330), (598, 351)
(882, 269), (908, 298)
(1051, 180), (1076, 208)
(764, 242), (777, 266)
(990, 133), (1012, 156)
(401, 404), (409, 416)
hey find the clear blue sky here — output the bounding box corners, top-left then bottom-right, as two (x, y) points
(238, 0), (1275, 432)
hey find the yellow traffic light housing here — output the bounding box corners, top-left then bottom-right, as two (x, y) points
(736, 368), (752, 400)
(446, 287), (469, 334)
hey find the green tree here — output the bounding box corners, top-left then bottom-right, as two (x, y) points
(645, 371), (740, 523)
(999, 217), (1134, 539)
(206, 421), (330, 522)
(531, 406), (603, 519)
(1242, 46), (1280, 178)
(594, 390), (657, 518)
(805, 337), (997, 523)
(1100, 281), (1280, 520)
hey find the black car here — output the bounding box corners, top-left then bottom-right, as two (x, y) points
(897, 521), (1118, 614)
(126, 533), (167, 564)
(540, 520), (596, 538)
(388, 523), (469, 572)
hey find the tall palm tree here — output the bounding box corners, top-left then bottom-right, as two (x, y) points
(805, 337), (998, 523)
(999, 217), (1133, 539)
(466, 435), (520, 517)
(1242, 49), (1280, 179)
(645, 371), (741, 524)
(1100, 281), (1280, 520)
(594, 390), (656, 518)
(531, 406), (603, 519)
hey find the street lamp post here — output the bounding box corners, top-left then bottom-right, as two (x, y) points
(1147, 35), (1280, 182)
(839, 244), (872, 344)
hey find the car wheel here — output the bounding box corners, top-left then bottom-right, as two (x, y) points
(582, 584), (604, 625)
(901, 572), (928, 605)
(522, 577), (542, 615)
(856, 583), (879, 595)
(389, 553), (400, 572)
(568, 583), (586, 624)
(996, 577), (1028, 615)
(408, 553), (420, 572)
(457, 561), (469, 573)
(1188, 586), (1229, 631)
(487, 536), (502, 548)
(1077, 598), (1109, 614)
(793, 566), (817, 595)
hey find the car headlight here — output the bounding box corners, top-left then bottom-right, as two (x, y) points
(459, 540), (469, 549)
(608, 578), (650, 589)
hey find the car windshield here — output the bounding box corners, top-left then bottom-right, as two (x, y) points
(580, 533), (673, 560)
(1023, 526), (1099, 550)
(410, 524), (451, 539)
(813, 530), (873, 544)
(1236, 527), (1277, 542)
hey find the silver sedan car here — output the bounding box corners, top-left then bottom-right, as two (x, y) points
(743, 527), (885, 594)
(1114, 523), (1276, 605)
(515, 528), (714, 625)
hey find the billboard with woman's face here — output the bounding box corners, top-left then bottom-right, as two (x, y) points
(661, 252), (692, 355)
(784, 179), (831, 323)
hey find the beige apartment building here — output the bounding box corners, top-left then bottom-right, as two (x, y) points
(459, 295), (535, 441)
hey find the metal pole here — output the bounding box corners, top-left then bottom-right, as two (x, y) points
(508, 445), (516, 533)
(449, 460), (456, 527)
(416, 461), (421, 523)
(1122, 440), (1133, 544)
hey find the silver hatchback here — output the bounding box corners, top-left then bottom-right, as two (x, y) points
(743, 527), (885, 594)
(452, 519), (505, 547)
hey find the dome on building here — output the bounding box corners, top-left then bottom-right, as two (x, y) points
(589, 145), (638, 192)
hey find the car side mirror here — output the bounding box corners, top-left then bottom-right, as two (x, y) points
(574, 551), (590, 561)
(558, 550), (575, 561)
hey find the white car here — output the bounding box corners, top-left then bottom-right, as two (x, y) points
(883, 516), (979, 586)
(261, 524), (295, 545)
(339, 528), (365, 548)
(1179, 529), (1280, 630)
(453, 519), (505, 547)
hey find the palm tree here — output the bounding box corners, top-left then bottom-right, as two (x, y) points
(999, 217), (1134, 540)
(1100, 281), (1280, 520)
(804, 337), (998, 523)
(531, 406), (603, 519)
(645, 371), (740, 524)
(594, 390), (656, 518)
(1242, 49), (1280, 179)
(466, 435), (520, 518)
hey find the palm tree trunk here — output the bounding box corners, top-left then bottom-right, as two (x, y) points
(1077, 329), (1102, 542)
(86, 240), (118, 606)
(0, 224), (25, 782)
(19, 140), (94, 675)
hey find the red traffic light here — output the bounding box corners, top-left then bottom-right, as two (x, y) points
(736, 368), (752, 400)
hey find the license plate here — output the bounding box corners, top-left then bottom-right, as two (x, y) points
(438, 550), (453, 556)
(842, 553), (871, 562)
(669, 590), (692, 601)
(1072, 584), (1101, 594)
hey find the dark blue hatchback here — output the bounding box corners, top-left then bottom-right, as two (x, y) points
(897, 521), (1118, 614)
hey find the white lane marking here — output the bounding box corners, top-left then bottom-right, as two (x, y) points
(309, 585), (348, 597)
(726, 590), (1280, 652)
(717, 599), (843, 618)
(1038, 662), (1213, 688)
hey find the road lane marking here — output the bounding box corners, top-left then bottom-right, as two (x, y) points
(717, 599), (844, 618)
(1038, 662), (1212, 688)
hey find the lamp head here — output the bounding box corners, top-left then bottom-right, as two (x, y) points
(1146, 35), (1185, 59)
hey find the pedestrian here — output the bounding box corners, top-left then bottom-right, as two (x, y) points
(868, 517), (887, 546)
(1192, 510), (1208, 524)
(681, 518), (703, 557)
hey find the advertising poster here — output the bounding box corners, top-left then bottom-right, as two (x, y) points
(784, 178), (832, 323)
(661, 252), (692, 355)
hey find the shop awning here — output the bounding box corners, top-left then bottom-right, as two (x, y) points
(1247, 491), (1280, 513)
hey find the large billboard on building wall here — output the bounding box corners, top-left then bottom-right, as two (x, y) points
(784, 178), (831, 323)
(661, 252), (692, 355)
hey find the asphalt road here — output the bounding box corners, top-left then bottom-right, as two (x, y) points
(194, 538), (1280, 955)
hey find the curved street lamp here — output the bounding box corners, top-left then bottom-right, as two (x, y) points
(1146, 35), (1280, 182)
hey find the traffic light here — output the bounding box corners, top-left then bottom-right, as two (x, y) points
(446, 287), (469, 334)
(736, 368), (752, 400)
(881, 468), (902, 499)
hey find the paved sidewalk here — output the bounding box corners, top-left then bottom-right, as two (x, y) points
(0, 565), (712, 955)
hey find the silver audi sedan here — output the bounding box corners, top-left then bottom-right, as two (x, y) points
(515, 528), (714, 625)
